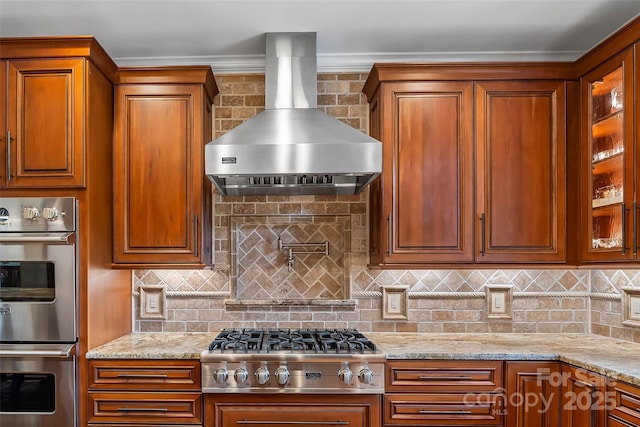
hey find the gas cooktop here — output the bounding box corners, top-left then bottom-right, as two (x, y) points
(206, 328), (378, 354)
(200, 328), (385, 394)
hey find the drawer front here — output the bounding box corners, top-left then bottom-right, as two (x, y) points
(89, 360), (200, 390)
(608, 414), (640, 427)
(609, 381), (640, 425)
(384, 393), (503, 425)
(386, 360), (503, 392)
(88, 392), (202, 424)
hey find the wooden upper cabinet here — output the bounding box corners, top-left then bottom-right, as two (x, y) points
(0, 37), (117, 189)
(363, 64), (568, 267)
(0, 61), (6, 185)
(475, 80), (566, 263)
(580, 47), (634, 262)
(2, 58), (85, 188)
(113, 67), (217, 268)
(367, 80), (474, 266)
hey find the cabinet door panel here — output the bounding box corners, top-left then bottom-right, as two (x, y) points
(113, 85), (204, 265)
(0, 60), (6, 186)
(505, 362), (561, 427)
(561, 365), (607, 427)
(383, 82), (474, 264)
(581, 47), (634, 262)
(7, 58), (85, 187)
(476, 81), (566, 263)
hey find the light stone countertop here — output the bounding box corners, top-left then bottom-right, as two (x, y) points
(86, 332), (640, 386)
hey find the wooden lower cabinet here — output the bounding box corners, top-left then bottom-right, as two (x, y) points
(385, 360), (504, 426)
(560, 365), (607, 427)
(206, 394), (382, 427)
(505, 362), (561, 427)
(87, 359), (202, 426)
(608, 381), (640, 427)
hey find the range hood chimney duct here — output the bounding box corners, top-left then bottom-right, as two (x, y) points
(205, 32), (382, 196)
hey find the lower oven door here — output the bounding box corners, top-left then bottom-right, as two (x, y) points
(0, 343), (76, 427)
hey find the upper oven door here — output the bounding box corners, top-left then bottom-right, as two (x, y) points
(0, 233), (76, 343)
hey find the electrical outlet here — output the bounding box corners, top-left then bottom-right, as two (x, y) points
(486, 285), (512, 319)
(491, 292), (505, 313)
(631, 296), (640, 316)
(146, 292), (159, 312)
(388, 293), (401, 314)
(139, 285), (165, 319)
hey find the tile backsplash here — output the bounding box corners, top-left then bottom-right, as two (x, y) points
(132, 72), (640, 344)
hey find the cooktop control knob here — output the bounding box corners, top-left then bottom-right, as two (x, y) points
(358, 366), (374, 384)
(274, 363), (290, 385)
(234, 363), (249, 384)
(213, 366), (228, 384)
(255, 362), (270, 385)
(338, 362), (353, 384)
(42, 207), (58, 221)
(23, 207), (39, 221)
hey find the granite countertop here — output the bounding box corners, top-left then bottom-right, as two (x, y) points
(86, 332), (640, 386)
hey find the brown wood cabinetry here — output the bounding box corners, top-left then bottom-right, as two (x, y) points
(0, 39), (114, 188)
(560, 365), (607, 427)
(608, 381), (640, 427)
(580, 47), (636, 262)
(363, 65), (567, 267)
(366, 81), (474, 265)
(384, 360), (504, 425)
(88, 359), (202, 426)
(113, 67), (218, 268)
(475, 81), (566, 263)
(505, 361), (561, 427)
(206, 394), (381, 427)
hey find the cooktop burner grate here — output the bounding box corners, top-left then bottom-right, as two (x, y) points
(207, 328), (377, 354)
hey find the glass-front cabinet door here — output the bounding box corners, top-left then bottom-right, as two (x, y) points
(582, 47), (634, 262)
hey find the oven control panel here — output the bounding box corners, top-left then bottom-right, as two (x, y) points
(202, 360), (385, 394)
(0, 197), (75, 231)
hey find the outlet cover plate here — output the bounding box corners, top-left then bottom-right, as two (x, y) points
(381, 286), (408, 320)
(485, 284), (513, 320)
(139, 285), (166, 320)
(622, 287), (640, 328)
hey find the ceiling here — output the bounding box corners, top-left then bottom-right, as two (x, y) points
(1, 0), (639, 73)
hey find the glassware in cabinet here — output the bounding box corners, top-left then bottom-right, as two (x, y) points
(588, 65), (625, 252)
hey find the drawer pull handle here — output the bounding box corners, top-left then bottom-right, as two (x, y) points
(116, 374), (169, 379)
(237, 421), (349, 425)
(418, 376), (473, 380)
(117, 407), (169, 412)
(418, 410), (472, 415)
(574, 380), (596, 389)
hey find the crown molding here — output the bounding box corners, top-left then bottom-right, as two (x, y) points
(112, 50), (586, 74)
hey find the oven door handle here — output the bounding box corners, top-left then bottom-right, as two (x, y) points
(0, 232), (75, 244)
(0, 344), (75, 359)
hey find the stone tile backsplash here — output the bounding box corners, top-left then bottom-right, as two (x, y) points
(132, 72), (640, 343)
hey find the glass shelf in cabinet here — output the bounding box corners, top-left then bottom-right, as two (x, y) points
(592, 155), (623, 176)
(592, 110), (623, 139)
(592, 193), (623, 208)
(592, 204), (623, 217)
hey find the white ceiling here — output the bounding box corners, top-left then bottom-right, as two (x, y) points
(1, 0), (639, 73)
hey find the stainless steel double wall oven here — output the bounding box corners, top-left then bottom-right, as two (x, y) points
(0, 197), (78, 427)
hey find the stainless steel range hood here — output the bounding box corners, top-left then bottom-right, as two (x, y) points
(205, 32), (382, 196)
